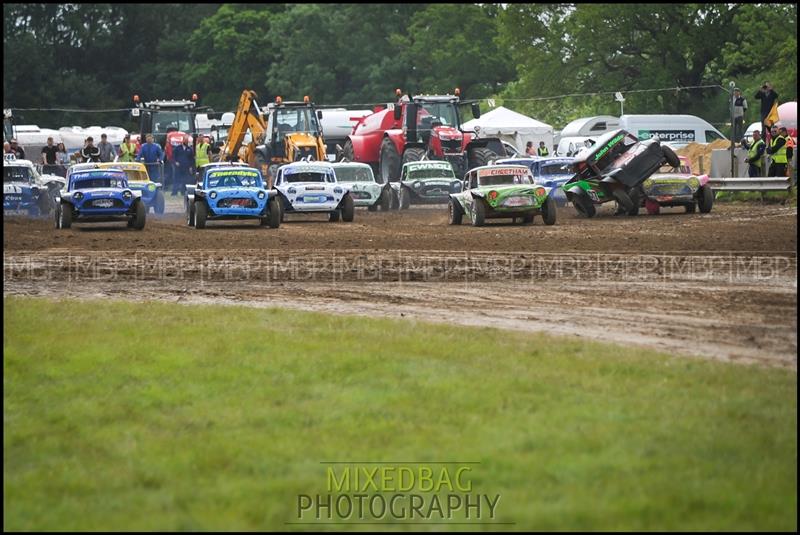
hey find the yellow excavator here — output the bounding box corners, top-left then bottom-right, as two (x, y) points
(217, 90), (327, 186)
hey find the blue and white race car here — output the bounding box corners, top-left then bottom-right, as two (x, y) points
(330, 161), (391, 211)
(495, 156), (575, 206)
(185, 165), (280, 229)
(55, 168), (146, 229)
(4, 156), (60, 216)
(274, 161), (355, 222)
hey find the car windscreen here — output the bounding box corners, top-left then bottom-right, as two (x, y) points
(477, 168), (533, 186)
(4, 166), (32, 183)
(407, 166), (455, 180)
(284, 171), (330, 183)
(538, 162), (575, 177)
(72, 178), (127, 189)
(334, 167), (375, 183)
(206, 170), (262, 188)
(153, 111), (193, 134)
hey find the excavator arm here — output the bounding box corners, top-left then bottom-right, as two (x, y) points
(219, 90), (268, 170)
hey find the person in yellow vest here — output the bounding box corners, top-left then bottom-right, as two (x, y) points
(767, 126), (788, 177)
(537, 141), (550, 157)
(195, 135), (211, 168)
(118, 134), (137, 162)
(743, 130), (765, 178)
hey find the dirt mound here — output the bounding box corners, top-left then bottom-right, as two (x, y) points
(677, 139), (732, 174)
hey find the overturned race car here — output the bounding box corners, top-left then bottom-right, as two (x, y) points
(54, 168), (146, 229)
(449, 164), (556, 227)
(3, 156), (60, 216)
(391, 160), (462, 209)
(274, 161), (355, 222)
(635, 156), (714, 215)
(186, 165), (280, 229)
(330, 161), (391, 211)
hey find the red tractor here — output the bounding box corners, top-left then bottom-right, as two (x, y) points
(340, 89), (505, 183)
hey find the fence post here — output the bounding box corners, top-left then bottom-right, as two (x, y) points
(699, 156), (704, 175)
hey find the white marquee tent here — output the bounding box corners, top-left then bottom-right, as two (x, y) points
(462, 106), (553, 153)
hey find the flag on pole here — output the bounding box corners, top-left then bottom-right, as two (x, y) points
(764, 100), (780, 127)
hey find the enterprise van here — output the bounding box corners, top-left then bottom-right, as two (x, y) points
(618, 114), (726, 148)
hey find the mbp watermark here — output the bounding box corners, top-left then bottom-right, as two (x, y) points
(290, 462), (509, 526)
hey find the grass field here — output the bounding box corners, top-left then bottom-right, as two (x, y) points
(3, 297), (797, 531)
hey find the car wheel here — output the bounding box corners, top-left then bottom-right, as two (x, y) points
(154, 190), (166, 215)
(645, 199), (661, 215)
(612, 189), (634, 215)
(541, 195), (557, 225)
(662, 145), (681, 167)
(626, 187), (641, 216)
(399, 188), (411, 210)
(380, 188), (392, 211)
(697, 184), (714, 213)
(448, 199), (463, 225)
(37, 193), (53, 216)
(267, 196), (281, 228)
(187, 201), (196, 227)
(390, 189), (399, 210)
(367, 202), (378, 212)
(685, 202), (696, 213)
(131, 200), (146, 230)
(341, 194), (355, 222)
(570, 190), (596, 218)
(59, 202), (72, 229)
(195, 201), (208, 229)
(329, 210), (341, 222)
(471, 198), (486, 227)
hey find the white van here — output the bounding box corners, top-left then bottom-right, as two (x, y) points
(618, 114), (726, 148)
(555, 136), (598, 157)
(559, 115), (619, 138)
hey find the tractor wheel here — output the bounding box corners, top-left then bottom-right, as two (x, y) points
(570, 190), (596, 218)
(399, 187), (411, 210)
(341, 194), (355, 222)
(612, 189), (634, 215)
(131, 200), (146, 230)
(195, 201), (208, 229)
(379, 138), (401, 184)
(153, 190), (166, 215)
(541, 195), (557, 225)
(448, 199), (463, 225)
(472, 199), (486, 227)
(697, 184), (714, 213)
(467, 147), (498, 170)
(379, 188), (392, 211)
(342, 139), (355, 162)
(402, 147), (426, 165)
(329, 210), (341, 222)
(266, 196), (281, 228)
(254, 151), (269, 178)
(662, 145), (681, 167)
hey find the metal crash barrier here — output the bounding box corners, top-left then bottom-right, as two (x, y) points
(707, 176), (793, 192)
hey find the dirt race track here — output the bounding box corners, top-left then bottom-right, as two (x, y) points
(4, 202), (798, 369)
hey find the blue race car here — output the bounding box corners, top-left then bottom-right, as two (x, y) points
(186, 165), (280, 229)
(54, 168), (146, 229)
(495, 156), (575, 206)
(4, 157), (56, 216)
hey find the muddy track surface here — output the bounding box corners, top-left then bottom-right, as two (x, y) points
(4, 203), (797, 369)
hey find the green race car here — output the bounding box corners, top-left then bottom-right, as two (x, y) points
(448, 164), (556, 227)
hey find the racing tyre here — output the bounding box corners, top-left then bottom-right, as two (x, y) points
(390, 189), (400, 210)
(570, 190), (596, 218)
(645, 199), (661, 215)
(521, 213), (534, 225)
(402, 147), (426, 165)
(379, 138), (401, 183)
(399, 188), (411, 210)
(626, 187), (641, 216)
(697, 184), (714, 213)
(367, 202), (378, 212)
(57, 203), (72, 229)
(329, 210), (341, 222)
(187, 201), (196, 227)
(379, 188), (392, 211)
(131, 200), (146, 230)
(541, 195), (557, 225)
(612, 189), (634, 215)
(265, 197), (281, 228)
(153, 190), (166, 215)
(472, 199), (486, 227)
(662, 145), (681, 168)
(37, 193), (53, 216)
(195, 201), (208, 229)
(685, 202), (696, 213)
(448, 199), (463, 225)
(341, 194), (355, 222)
(468, 147), (498, 170)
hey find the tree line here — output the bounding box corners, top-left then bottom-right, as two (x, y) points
(4, 3), (796, 133)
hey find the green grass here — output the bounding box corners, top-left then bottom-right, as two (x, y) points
(4, 297), (797, 531)
(715, 185), (797, 205)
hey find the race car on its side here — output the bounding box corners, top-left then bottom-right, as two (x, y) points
(186, 164), (280, 229)
(634, 156), (714, 215)
(3, 156), (59, 216)
(495, 156), (575, 206)
(392, 160), (462, 209)
(330, 161), (391, 211)
(54, 168), (146, 229)
(563, 129), (680, 217)
(449, 164), (556, 227)
(274, 160), (355, 222)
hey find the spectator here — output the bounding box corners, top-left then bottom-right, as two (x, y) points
(195, 135), (211, 169)
(97, 133), (115, 162)
(537, 141), (550, 157)
(41, 136), (59, 172)
(755, 82), (779, 140)
(732, 88), (747, 143)
(743, 130), (765, 178)
(766, 125), (788, 177)
(10, 138), (25, 159)
(80, 137), (101, 162)
(525, 141), (535, 156)
(171, 135), (195, 196)
(118, 134), (137, 162)
(137, 134), (164, 181)
(55, 142), (69, 177)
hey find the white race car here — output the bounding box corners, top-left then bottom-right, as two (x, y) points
(3, 156), (65, 215)
(330, 161), (391, 211)
(274, 160), (355, 222)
